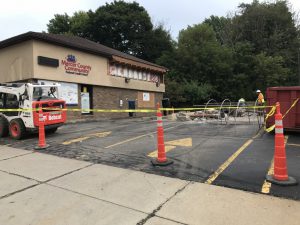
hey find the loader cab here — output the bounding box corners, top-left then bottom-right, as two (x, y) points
(0, 83), (66, 140)
(0, 92), (19, 116)
(32, 86), (58, 101)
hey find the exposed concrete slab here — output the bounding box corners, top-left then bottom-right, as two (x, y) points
(156, 182), (300, 225)
(49, 164), (188, 213)
(0, 184), (146, 225)
(0, 152), (91, 182)
(0, 171), (37, 198)
(144, 217), (183, 225)
(0, 146), (32, 160)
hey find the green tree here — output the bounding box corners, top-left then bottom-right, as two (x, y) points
(204, 16), (234, 46)
(176, 24), (234, 98)
(231, 42), (257, 100)
(47, 13), (71, 35)
(253, 53), (290, 89)
(47, 1), (173, 62)
(69, 11), (89, 37)
(143, 24), (174, 62)
(234, 1), (298, 54)
(160, 24), (235, 105)
(233, 1), (299, 80)
(86, 1), (152, 58)
(183, 81), (214, 105)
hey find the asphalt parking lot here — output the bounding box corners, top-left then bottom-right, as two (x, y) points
(0, 117), (299, 201)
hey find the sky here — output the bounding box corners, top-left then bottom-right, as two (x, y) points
(1, 0), (300, 41)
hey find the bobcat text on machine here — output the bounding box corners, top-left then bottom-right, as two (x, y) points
(0, 83), (66, 139)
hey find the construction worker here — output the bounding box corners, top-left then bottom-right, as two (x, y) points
(256, 90), (265, 117)
(237, 98), (246, 117)
(256, 90), (265, 106)
(238, 98), (246, 107)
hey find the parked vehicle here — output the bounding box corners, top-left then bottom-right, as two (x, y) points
(0, 83), (66, 139)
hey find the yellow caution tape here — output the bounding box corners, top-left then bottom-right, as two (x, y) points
(161, 105), (272, 111)
(0, 105), (274, 113)
(282, 98), (299, 119)
(0, 108), (35, 112)
(265, 98), (299, 133)
(264, 106), (276, 132)
(0, 108), (158, 113)
(265, 125), (275, 133)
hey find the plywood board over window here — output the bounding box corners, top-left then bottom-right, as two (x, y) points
(138, 92), (155, 108)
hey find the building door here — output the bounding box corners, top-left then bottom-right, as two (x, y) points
(162, 98), (170, 116)
(128, 100), (135, 117)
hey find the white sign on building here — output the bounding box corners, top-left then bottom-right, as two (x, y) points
(143, 92), (150, 101)
(81, 92), (90, 114)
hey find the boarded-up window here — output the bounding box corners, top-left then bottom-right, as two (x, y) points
(109, 64), (117, 75)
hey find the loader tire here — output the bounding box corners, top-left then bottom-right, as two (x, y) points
(9, 119), (26, 140)
(0, 117), (9, 137)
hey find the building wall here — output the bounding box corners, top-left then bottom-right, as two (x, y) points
(0, 41), (34, 83)
(66, 85), (163, 122)
(0, 40), (165, 122)
(32, 41), (165, 93)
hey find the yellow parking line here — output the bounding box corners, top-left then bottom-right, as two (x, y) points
(261, 136), (288, 194)
(261, 159), (274, 194)
(287, 143), (300, 147)
(62, 131), (111, 145)
(104, 125), (179, 149)
(62, 137), (91, 145)
(205, 139), (253, 185)
(105, 133), (154, 149)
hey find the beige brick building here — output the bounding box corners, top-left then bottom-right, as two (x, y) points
(0, 32), (167, 121)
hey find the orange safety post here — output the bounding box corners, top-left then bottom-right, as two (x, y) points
(151, 102), (173, 166)
(35, 104), (49, 150)
(266, 102), (297, 186)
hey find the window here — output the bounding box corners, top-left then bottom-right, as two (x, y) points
(124, 68), (129, 78)
(138, 71), (143, 80)
(6, 94), (18, 109)
(142, 72), (147, 81)
(32, 87), (57, 100)
(147, 72), (151, 81)
(109, 64), (116, 75)
(119, 66), (124, 77)
(4, 93), (19, 116)
(133, 70), (138, 79)
(129, 69), (134, 78)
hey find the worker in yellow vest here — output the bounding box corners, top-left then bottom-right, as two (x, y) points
(256, 90), (265, 105)
(256, 90), (265, 117)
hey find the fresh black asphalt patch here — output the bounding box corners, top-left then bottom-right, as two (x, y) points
(213, 134), (274, 193)
(270, 144), (300, 200)
(0, 119), (299, 201)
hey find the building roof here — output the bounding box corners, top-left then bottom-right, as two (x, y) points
(0, 31), (167, 73)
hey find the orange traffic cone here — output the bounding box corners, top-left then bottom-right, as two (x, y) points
(266, 102), (297, 186)
(151, 102), (173, 166)
(35, 104), (49, 150)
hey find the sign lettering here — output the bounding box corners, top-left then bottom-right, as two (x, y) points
(61, 54), (92, 76)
